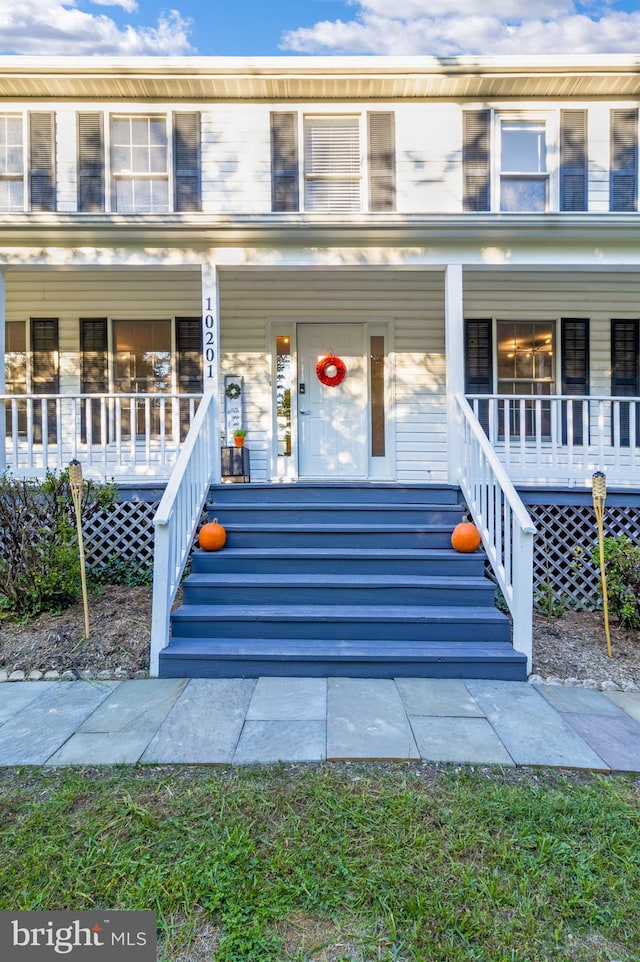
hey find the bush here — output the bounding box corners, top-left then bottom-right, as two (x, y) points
(591, 535), (640, 629)
(0, 469), (117, 618)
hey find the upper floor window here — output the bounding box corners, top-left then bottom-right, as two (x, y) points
(0, 115), (24, 211)
(0, 111), (55, 212)
(77, 111), (201, 214)
(499, 120), (547, 212)
(464, 109), (587, 214)
(111, 116), (169, 213)
(271, 110), (395, 214)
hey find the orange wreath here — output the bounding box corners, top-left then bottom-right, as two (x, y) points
(316, 354), (347, 387)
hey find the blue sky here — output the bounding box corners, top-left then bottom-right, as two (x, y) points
(1, 1), (640, 57)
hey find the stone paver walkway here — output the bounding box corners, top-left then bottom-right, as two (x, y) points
(0, 677), (639, 771)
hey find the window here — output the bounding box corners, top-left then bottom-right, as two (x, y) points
(0, 115), (24, 211)
(270, 111), (395, 213)
(304, 116), (361, 212)
(500, 120), (547, 212)
(497, 321), (555, 435)
(464, 110), (586, 213)
(0, 112), (56, 212)
(111, 116), (169, 213)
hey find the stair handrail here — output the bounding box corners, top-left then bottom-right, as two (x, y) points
(453, 393), (537, 672)
(150, 392), (218, 675)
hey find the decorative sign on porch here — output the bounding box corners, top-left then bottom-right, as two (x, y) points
(224, 376), (244, 443)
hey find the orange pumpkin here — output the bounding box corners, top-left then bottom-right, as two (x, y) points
(199, 518), (227, 551)
(451, 520), (481, 553)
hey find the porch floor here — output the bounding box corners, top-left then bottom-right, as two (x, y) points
(2, 676), (639, 770)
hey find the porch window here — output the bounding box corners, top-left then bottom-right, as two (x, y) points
(497, 321), (555, 437)
(500, 120), (548, 212)
(113, 319), (171, 436)
(4, 321), (27, 435)
(0, 115), (24, 211)
(111, 116), (169, 213)
(370, 335), (385, 457)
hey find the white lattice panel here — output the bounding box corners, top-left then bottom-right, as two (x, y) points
(84, 501), (159, 567)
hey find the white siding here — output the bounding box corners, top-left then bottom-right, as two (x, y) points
(218, 268), (447, 482)
(55, 109), (77, 214)
(201, 105), (271, 214)
(396, 103), (461, 214)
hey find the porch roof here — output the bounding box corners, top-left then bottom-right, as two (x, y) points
(1, 54), (640, 102)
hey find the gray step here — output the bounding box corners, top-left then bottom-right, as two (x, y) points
(191, 546), (484, 577)
(181, 573), (495, 607)
(158, 637), (527, 680)
(208, 502), (464, 525)
(170, 604), (511, 643)
(210, 483), (461, 505)
(220, 523), (456, 549)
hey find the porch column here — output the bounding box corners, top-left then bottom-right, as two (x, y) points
(445, 263), (464, 485)
(0, 271), (5, 472)
(201, 258), (221, 484)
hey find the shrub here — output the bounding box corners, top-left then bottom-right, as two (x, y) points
(0, 469), (117, 618)
(591, 535), (640, 630)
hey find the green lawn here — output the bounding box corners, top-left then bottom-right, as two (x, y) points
(0, 764), (638, 961)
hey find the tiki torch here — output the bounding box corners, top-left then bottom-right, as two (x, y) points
(592, 470), (612, 658)
(69, 459), (90, 639)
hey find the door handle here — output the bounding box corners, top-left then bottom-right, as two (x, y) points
(299, 409), (311, 415)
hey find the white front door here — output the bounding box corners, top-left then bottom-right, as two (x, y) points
(297, 323), (368, 478)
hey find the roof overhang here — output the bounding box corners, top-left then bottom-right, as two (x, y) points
(2, 55), (640, 102)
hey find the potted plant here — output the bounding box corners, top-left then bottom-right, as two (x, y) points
(233, 429), (247, 447)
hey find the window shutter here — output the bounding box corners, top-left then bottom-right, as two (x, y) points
(173, 112), (201, 213)
(368, 111), (395, 212)
(610, 109), (638, 212)
(463, 110), (491, 212)
(176, 317), (203, 392)
(270, 112), (299, 212)
(561, 318), (589, 444)
(611, 319), (640, 446)
(560, 110), (588, 212)
(80, 318), (108, 393)
(29, 112), (55, 212)
(77, 113), (104, 212)
(464, 319), (493, 431)
(31, 317), (58, 443)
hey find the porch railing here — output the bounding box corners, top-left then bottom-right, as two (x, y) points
(467, 394), (640, 487)
(454, 394), (537, 671)
(150, 391), (219, 676)
(0, 393), (202, 480)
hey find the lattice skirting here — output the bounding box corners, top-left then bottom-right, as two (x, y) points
(82, 499), (640, 610)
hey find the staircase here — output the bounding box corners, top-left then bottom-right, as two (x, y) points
(158, 484), (527, 680)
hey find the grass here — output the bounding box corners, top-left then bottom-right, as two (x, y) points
(0, 764), (639, 961)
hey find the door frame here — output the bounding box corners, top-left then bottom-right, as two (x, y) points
(269, 318), (395, 481)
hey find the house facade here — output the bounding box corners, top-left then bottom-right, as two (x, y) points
(2, 55), (640, 674)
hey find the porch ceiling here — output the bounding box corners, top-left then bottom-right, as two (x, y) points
(1, 55), (640, 102)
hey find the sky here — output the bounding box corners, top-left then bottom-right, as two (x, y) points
(1, 1), (640, 58)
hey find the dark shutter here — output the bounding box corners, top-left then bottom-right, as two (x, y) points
(173, 112), (201, 212)
(176, 316), (203, 440)
(29, 112), (55, 211)
(611, 319), (640, 447)
(610, 109), (638, 212)
(368, 111), (395, 212)
(270, 112), (299, 212)
(31, 317), (58, 442)
(77, 113), (104, 212)
(80, 318), (108, 442)
(560, 110), (588, 212)
(464, 319), (493, 431)
(463, 110), (491, 212)
(561, 318), (589, 444)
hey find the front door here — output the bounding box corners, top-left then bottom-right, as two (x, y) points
(297, 323), (368, 478)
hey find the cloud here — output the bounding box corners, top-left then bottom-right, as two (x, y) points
(91, 0), (138, 13)
(282, 1), (640, 56)
(0, 0), (194, 55)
